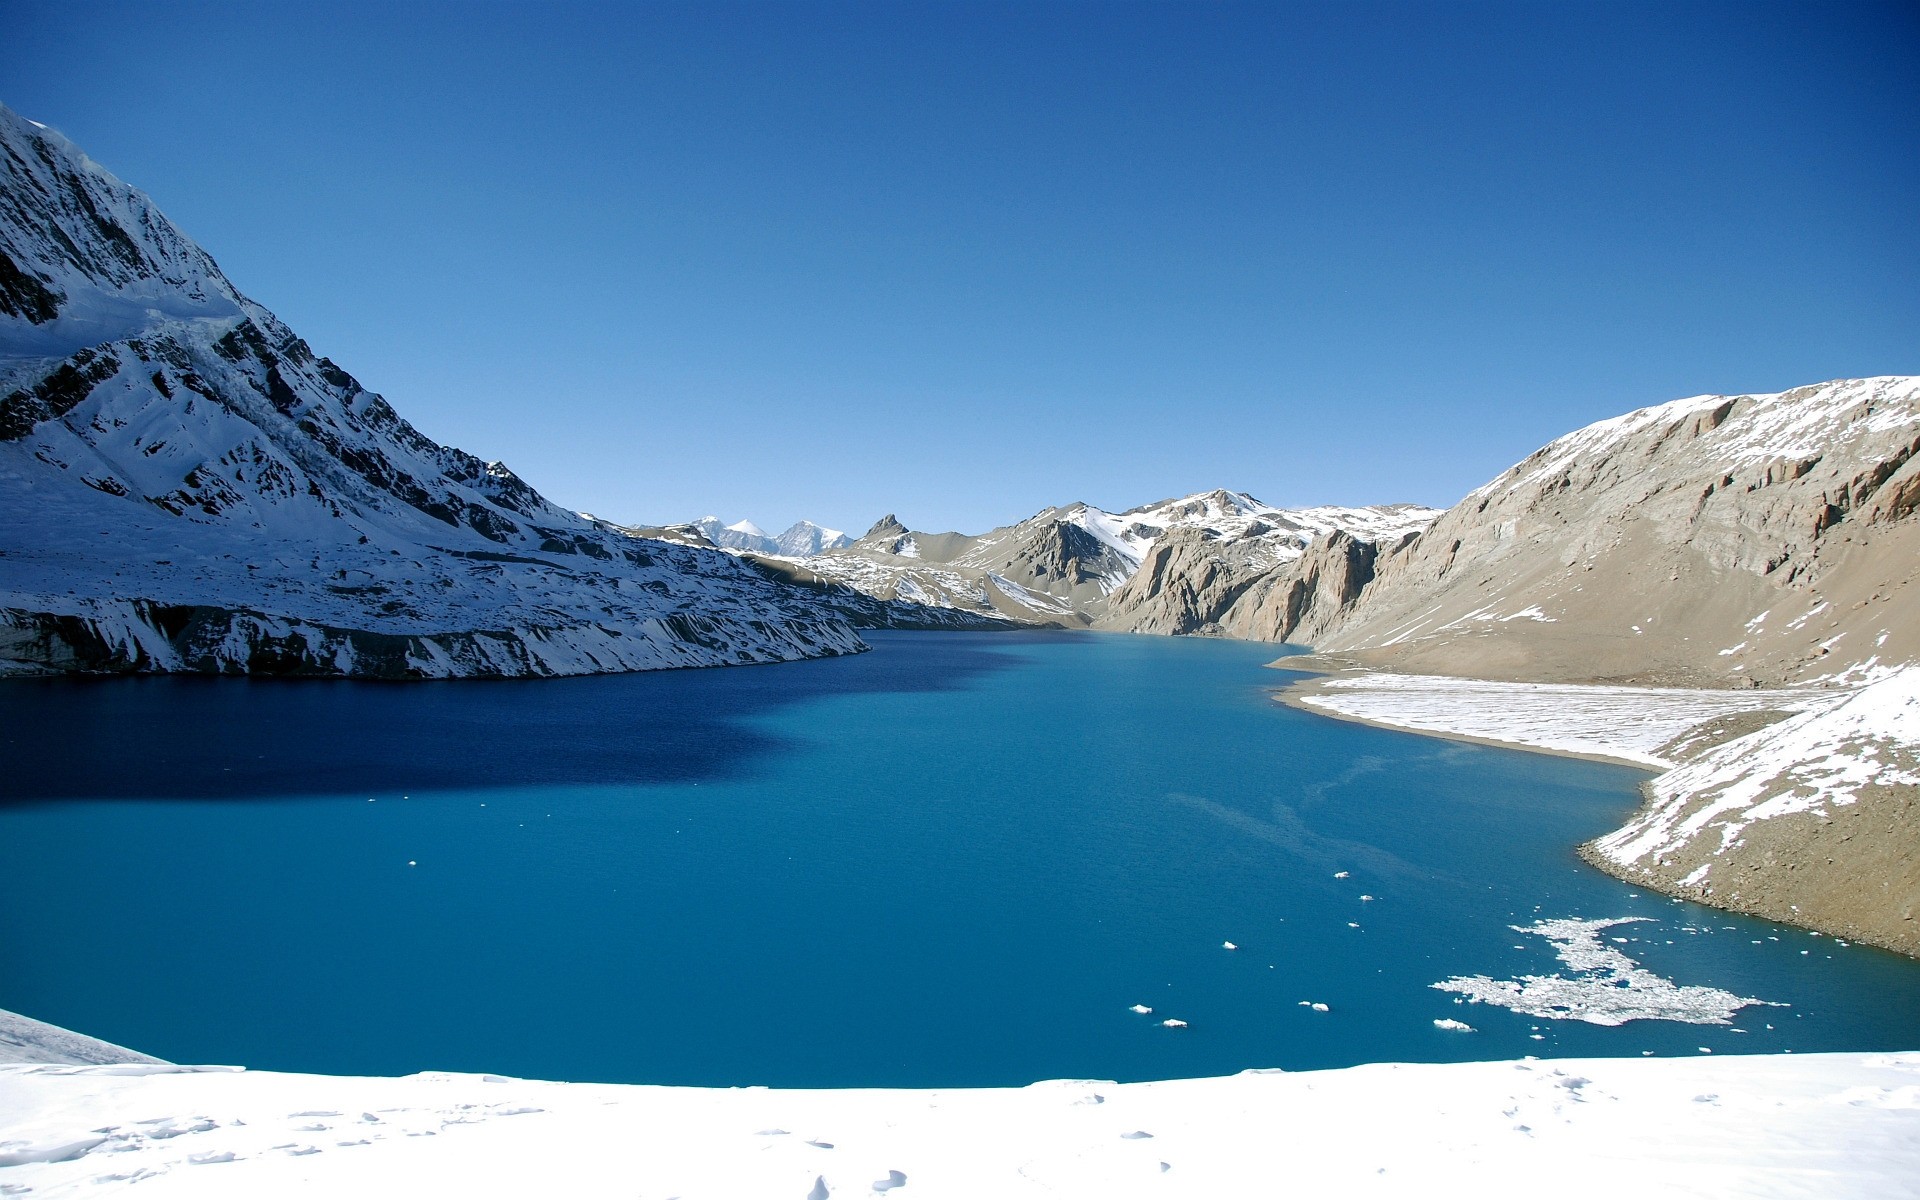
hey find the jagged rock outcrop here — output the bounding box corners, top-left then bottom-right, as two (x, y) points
(1097, 525), (1419, 641)
(0, 103), (975, 678)
(1223, 529), (1409, 643)
(1310, 378), (1920, 687)
(1092, 526), (1265, 635)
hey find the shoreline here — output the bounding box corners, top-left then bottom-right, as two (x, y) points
(1271, 670), (1667, 771)
(1269, 662), (1920, 960)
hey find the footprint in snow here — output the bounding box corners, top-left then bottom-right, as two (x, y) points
(872, 1170), (908, 1192)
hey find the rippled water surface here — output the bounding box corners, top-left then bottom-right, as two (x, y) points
(3, 631), (1915, 1085)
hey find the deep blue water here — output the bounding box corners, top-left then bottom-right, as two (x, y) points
(2, 630), (1916, 1087)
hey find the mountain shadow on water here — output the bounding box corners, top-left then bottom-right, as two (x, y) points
(0, 630), (1042, 803)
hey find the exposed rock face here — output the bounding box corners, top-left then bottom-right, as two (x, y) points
(1222, 530), (1408, 644)
(1093, 526), (1266, 636)
(1097, 526), (1411, 641)
(1313, 378), (1920, 687)
(0, 103), (971, 678)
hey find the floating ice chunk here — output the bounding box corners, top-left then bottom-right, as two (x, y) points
(1129, 1004), (1153, 1015)
(1222, 941), (1238, 950)
(1334, 871), (1350, 879)
(1434, 918), (1777, 1026)
(1433, 1018), (1475, 1032)
(1360, 895), (1375, 902)
(1298, 1001), (1330, 1012)
(1160, 1019), (1188, 1029)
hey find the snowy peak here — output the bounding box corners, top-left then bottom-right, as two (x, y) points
(773, 520), (852, 557)
(690, 516), (853, 556)
(0, 105), (251, 363)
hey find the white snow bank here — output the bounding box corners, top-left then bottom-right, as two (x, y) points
(1592, 666), (1920, 873)
(3, 1052), (1917, 1197)
(1291, 673), (1841, 768)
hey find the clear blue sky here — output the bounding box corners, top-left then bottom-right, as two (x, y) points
(8, 1), (1917, 535)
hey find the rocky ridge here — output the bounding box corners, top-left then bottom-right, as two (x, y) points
(0, 103), (988, 678)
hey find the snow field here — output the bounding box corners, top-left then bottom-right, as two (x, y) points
(4, 1053), (1918, 1198)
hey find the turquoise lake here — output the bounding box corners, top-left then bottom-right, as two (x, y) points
(2, 630), (1916, 1086)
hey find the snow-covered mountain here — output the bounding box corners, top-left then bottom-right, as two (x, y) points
(0, 103), (992, 677)
(690, 516), (851, 557)
(752, 491), (1439, 627)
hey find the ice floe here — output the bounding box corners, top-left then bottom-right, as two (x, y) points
(1434, 918), (1776, 1026)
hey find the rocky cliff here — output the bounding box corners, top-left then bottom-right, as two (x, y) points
(1096, 525), (1417, 641)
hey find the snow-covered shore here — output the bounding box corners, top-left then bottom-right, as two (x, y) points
(1280, 666), (1920, 956)
(1279, 670), (1844, 769)
(4, 1052), (1918, 1198)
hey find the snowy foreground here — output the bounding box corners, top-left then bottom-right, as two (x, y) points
(4, 1053), (1919, 1198)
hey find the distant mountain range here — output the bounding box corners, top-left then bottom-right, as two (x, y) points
(712, 491), (1440, 628)
(690, 517), (853, 557)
